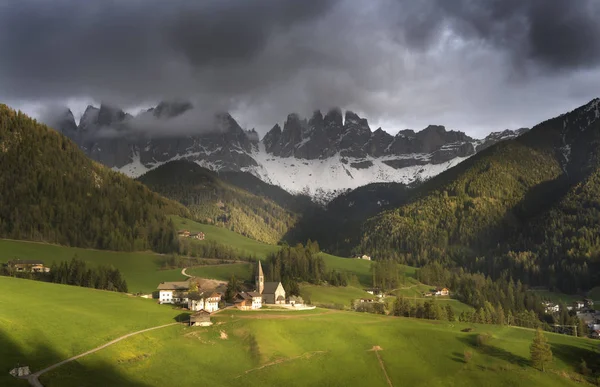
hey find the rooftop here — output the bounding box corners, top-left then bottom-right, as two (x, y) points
(157, 281), (190, 290)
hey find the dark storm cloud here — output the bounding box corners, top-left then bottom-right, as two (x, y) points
(0, 0), (599, 137)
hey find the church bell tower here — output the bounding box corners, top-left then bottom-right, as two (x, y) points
(256, 260), (264, 294)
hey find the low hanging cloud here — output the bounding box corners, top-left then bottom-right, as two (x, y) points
(1, 0), (599, 137)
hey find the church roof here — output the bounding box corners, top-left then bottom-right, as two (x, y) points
(257, 260), (264, 277)
(263, 282), (282, 294)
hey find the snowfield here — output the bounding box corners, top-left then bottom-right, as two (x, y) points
(114, 143), (470, 204)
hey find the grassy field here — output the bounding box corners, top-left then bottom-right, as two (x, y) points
(2, 277), (599, 387)
(171, 215), (280, 258)
(187, 263), (253, 282)
(0, 239), (185, 294)
(40, 306), (600, 387)
(300, 284), (372, 308)
(0, 277), (183, 387)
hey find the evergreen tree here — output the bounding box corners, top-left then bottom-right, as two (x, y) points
(530, 328), (553, 372)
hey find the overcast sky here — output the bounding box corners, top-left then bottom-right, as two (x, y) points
(1, 0), (600, 138)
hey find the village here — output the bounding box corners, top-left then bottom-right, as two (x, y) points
(156, 261), (312, 326)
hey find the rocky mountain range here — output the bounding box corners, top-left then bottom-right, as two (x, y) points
(47, 102), (527, 203)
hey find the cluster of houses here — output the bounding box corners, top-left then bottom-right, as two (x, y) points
(543, 299), (593, 314)
(177, 230), (205, 240)
(355, 255), (372, 261)
(157, 261), (303, 325)
(3, 259), (50, 273)
(423, 288), (450, 297)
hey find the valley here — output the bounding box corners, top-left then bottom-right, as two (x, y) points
(2, 276), (598, 387)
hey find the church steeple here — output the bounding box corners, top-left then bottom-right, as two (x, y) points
(256, 260), (264, 294)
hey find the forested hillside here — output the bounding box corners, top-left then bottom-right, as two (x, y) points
(359, 98), (600, 293)
(286, 182), (411, 255)
(0, 105), (187, 252)
(137, 160), (300, 244)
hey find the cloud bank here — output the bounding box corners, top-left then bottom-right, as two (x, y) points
(1, 0), (599, 137)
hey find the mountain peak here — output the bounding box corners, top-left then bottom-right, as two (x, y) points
(153, 100), (193, 118)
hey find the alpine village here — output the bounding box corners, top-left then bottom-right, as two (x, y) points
(3, 2), (600, 386)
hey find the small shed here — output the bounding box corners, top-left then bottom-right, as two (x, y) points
(189, 310), (212, 327)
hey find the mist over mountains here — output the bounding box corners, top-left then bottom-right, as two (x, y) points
(46, 101), (527, 203)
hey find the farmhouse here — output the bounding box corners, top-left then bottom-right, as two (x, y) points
(435, 288), (449, 296)
(255, 261), (286, 304)
(177, 230), (205, 240)
(188, 291), (221, 313)
(190, 232), (205, 240)
(365, 288), (383, 297)
(157, 281), (191, 304)
(543, 302), (560, 314)
(6, 259), (50, 273)
(574, 300), (585, 310)
(234, 292), (262, 310)
(189, 310), (212, 326)
(356, 254), (371, 261)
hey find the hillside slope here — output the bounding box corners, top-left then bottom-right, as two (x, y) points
(359, 98), (600, 292)
(138, 160), (301, 244)
(0, 105), (187, 252)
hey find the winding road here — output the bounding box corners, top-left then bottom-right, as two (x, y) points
(23, 322), (179, 387)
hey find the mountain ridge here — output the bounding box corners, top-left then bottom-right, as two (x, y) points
(47, 101), (527, 203)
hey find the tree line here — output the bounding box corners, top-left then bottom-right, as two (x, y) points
(263, 241), (356, 295)
(1, 256), (128, 293)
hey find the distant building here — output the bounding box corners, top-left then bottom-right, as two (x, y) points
(356, 255), (371, 261)
(157, 281), (191, 304)
(435, 288), (449, 296)
(190, 232), (205, 240)
(574, 301), (585, 310)
(365, 288), (383, 297)
(189, 310), (212, 326)
(188, 291), (221, 313)
(234, 292), (262, 310)
(255, 261), (286, 304)
(177, 230), (205, 240)
(544, 303), (560, 314)
(6, 259), (49, 273)
(584, 298), (594, 308)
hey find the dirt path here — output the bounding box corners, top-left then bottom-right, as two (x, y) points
(369, 346), (393, 387)
(23, 322), (180, 387)
(181, 267), (192, 277)
(235, 351), (328, 378)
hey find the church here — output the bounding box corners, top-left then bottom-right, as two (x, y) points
(255, 261), (286, 304)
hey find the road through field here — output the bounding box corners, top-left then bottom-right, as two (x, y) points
(23, 322), (180, 387)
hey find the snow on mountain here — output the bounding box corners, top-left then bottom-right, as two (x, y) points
(49, 101), (529, 204)
(246, 142), (468, 204)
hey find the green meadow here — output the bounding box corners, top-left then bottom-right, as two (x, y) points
(300, 284), (371, 307)
(3, 274), (599, 387)
(171, 215), (280, 258)
(0, 277), (182, 387)
(187, 262), (253, 282)
(0, 239), (185, 293)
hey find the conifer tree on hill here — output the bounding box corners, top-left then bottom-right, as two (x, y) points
(530, 328), (553, 372)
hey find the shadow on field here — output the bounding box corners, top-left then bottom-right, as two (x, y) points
(173, 312), (191, 323)
(0, 328), (153, 387)
(456, 335), (529, 367)
(552, 342), (600, 373)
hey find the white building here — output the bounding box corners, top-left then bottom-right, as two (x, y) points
(234, 291), (263, 310)
(544, 303), (560, 314)
(188, 291), (221, 313)
(157, 281), (191, 304)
